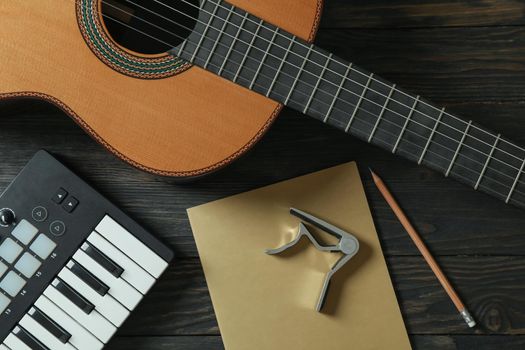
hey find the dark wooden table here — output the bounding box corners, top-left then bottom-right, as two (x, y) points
(2, 1), (525, 349)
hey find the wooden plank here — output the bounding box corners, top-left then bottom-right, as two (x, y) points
(1, 99), (525, 257)
(321, 0), (525, 29)
(314, 27), (525, 104)
(112, 257), (525, 336)
(107, 335), (525, 350)
(107, 336), (224, 350)
(412, 335), (525, 349)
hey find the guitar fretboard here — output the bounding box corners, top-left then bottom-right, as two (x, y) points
(172, 0), (525, 209)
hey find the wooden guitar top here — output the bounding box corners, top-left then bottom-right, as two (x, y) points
(0, 0), (323, 177)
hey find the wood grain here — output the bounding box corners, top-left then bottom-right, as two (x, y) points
(102, 257), (525, 338)
(0, 0), (321, 176)
(2, 1), (525, 348)
(321, 0), (525, 28)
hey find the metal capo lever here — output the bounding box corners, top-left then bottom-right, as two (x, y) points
(266, 208), (359, 312)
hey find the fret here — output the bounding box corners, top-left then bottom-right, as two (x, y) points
(249, 27), (279, 90)
(203, 5), (235, 69)
(324, 63), (352, 123)
(474, 134), (500, 190)
(445, 120), (472, 177)
(172, 0), (525, 211)
(266, 36), (296, 98)
(284, 45), (314, 105)
(392, 96), (420, 154)
(418, 108), (445, 165)
(506, 157), (525, 203)
(345, 74), (374, 132)
(190, 3), (220, 63)
(368, 84), (396, 143)
(303, 53), (333, 114)
(233, 19), (264, 83)
(218, 12), (249, 75)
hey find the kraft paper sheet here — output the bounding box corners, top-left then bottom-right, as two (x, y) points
(187, 162), (411, 350)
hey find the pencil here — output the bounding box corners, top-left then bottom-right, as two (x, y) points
(369, 169), (476, 328)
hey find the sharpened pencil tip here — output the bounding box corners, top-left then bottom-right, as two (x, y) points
(369, 167), (378, 179)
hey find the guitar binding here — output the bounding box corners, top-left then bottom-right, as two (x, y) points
(76, 0), (191, 79)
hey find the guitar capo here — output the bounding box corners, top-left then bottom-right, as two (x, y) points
(265, 208), (359, 312)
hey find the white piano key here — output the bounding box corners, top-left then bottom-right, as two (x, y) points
(3, 333), (30, 350)
(19, 315), (75, 350)
(95, 216), (168, 277)
(43, 283), (116, 343)
(0, 343), (10, 350)
(59, 264), (129, 326)
(87, 232), (155, 294)
(74, 248), (142, 310)
(34, 295), (104, 350)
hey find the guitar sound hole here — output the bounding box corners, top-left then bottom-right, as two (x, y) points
(101, 0), (200, 55)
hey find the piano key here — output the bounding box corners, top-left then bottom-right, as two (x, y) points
(4, 332), (31, 350)
(87, 232), (155, 294)
(82, 242), (123, 278)
(12, 326), (47, 350)
(43, 283), (116, 343)
(68, 260), (109, 296)
(19, 314), (75, 350)
(58, 265), (129, 326)
(0, 344), (10, 350)
(34, 295), (104, 350)
(95, 216), (168, 277)
(73, 249), (142, 310)
(28, 307), (71, 344)
(54, 279), (94, 314)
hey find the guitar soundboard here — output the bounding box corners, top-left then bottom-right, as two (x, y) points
(0, 150), (174, 350)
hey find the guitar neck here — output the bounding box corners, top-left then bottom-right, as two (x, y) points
(173, 0), (525, 209)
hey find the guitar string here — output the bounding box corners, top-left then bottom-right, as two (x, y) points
(96, 8), (525, 201)
(99, 0), (525, 186)
(148, 0), (525, 163)
(116, 0), (525, 178)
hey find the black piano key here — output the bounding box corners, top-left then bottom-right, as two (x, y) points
(14, 326), (49, 350)
(55, 279), (95, 314)
(83, 242), (124, 278)
(30, 307), (71, 344)
(69, 260), (109, 296)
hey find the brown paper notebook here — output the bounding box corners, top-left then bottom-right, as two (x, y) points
(187, 162), (411, 350)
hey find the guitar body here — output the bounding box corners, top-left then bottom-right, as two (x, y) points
(0, 0), (323, 177)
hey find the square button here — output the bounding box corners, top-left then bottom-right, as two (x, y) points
(0, 262), (7, 278)
(30, 234), (57, 260)
(11, 219), (39, 245)
(0, 238), (23, 264)
(0, 293), (10, 314)
(52, 188), (68, 204)
(0, 271), (26, 297)
(63, 197), (79, 213)
(14, 253), (41, 278)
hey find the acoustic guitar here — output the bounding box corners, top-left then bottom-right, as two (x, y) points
(2, 0), (525, 210)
